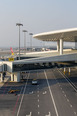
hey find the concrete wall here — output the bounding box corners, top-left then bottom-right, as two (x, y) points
(10, 72), (20, 82)
(2, 61), (13, 73)
(14, 72), (20, 82)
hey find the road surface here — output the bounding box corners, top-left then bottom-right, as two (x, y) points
(0, 69), (77, 116)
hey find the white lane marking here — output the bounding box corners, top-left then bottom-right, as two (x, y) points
(38, 95), (39, 97)
(70, 104), (72, 108)
(64, 94), (66, 97)
(58, 69), (77, 92)
(26, 112), (32, 116)
(67, 99), (69, 102)
(61, 88), (62, 90)
(43, 91), (47, 95)
(32, 91), (33, 93)
(29, 91), (33, 94)
(74, 112), (77, 115)
(62, 91), (64, 93)
(17, 73), (30, 116)
(38, 112), (40, 115)
(38, 99), (39, 102)
(44, 71), (59, 116)
(38, 105), (39, 108)
(46, 112), (51, 116)
(37, 91), (39, 93)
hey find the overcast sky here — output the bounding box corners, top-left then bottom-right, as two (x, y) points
(0, 0), (77, 48)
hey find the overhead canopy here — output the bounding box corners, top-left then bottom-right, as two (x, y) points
(33, 28), (77, 42)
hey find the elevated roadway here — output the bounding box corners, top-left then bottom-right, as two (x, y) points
(0, 49), (76, 82)
(1, 28), (77, 82)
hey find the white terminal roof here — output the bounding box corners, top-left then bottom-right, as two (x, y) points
(33, 28), (77, 42)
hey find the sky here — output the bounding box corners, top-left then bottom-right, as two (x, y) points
(0, 0), (77, 48)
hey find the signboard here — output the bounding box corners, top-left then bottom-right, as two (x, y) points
(12, 53), (14, 55)
(8, 58), (14, 61)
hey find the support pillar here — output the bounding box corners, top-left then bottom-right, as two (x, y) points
(11, 72), (20, 82)
(57, 40), (60, 52)
(60, 38), (63, 55)
(64, 68), (66, 74)
(69, 68), (71, 75)
(1, 73), (3, 82)
(11, 73), (14, 81)
(14, 72), (20, 82)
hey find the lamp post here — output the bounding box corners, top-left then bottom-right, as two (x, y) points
(22, 30), (28, 54)
(29, 33), (33, 51)
(16, 23), (23, 60)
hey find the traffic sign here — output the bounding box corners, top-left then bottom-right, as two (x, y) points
(8, 58), (14, 61)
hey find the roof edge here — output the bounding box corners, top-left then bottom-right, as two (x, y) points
(33, 28), (77, 38)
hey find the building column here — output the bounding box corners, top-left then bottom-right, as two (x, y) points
(11, 72), (20, 82)
(11, 73), (14, 81)
(1, 73), (4, 82)
(60, 38), (63, 55)
(57, 40), (60, 52)
(14, 72), (20, 82)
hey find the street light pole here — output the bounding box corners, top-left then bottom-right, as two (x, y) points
(16, 23), (23, 60)
(29, 33), (33, 51)
(22, 30), (28, 54)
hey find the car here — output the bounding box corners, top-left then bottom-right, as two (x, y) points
(32, 79), (38, 85)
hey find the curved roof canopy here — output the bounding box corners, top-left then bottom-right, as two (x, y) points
(33, 28), (77, 42)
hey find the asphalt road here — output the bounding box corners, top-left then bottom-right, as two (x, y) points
(0, 69), (77, 116)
